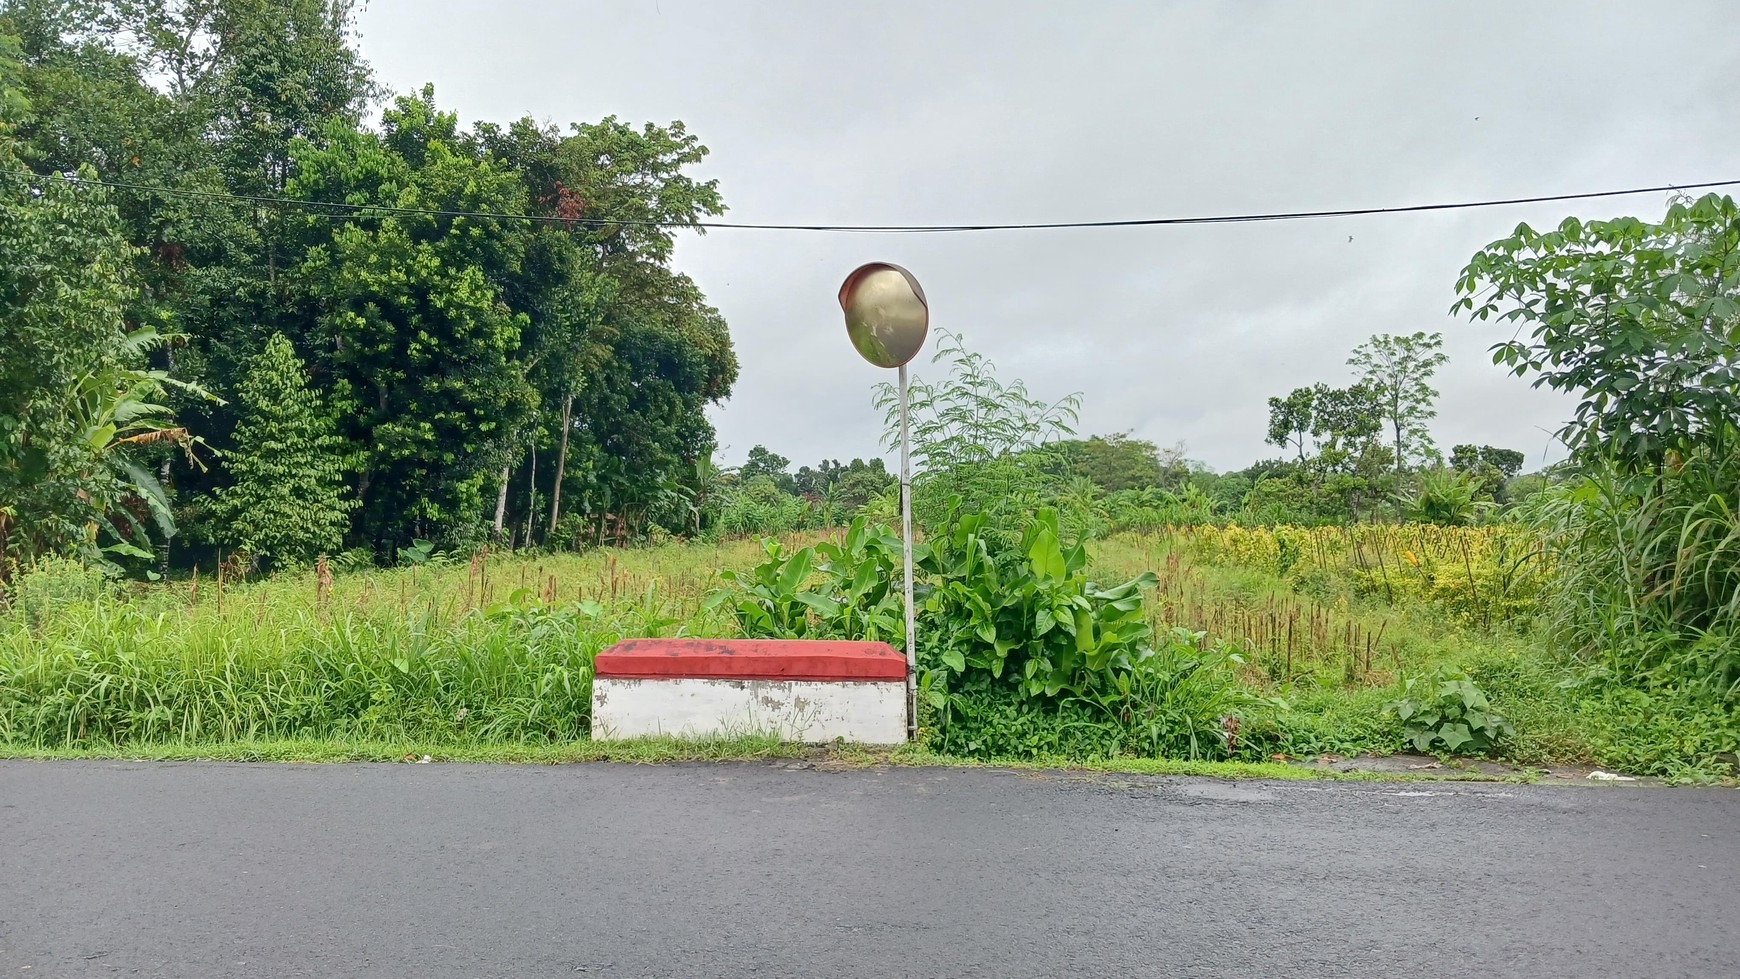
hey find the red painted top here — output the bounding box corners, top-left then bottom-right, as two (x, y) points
(594, 638), (906, 681)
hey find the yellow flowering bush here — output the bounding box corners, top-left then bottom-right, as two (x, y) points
(1178, 523), (1546, 626)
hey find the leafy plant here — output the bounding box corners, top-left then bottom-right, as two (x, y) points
(1385, 668), (1514, 754)
(919, 507), (1156, 703)
(705, 519), (913, 642)
(1396, 467), (1492, 526)
(810, 518), (908, 643)
(875, 331), (1083, 534)
(1457, 194), (1740, 471)
(397, 539), (440, 566)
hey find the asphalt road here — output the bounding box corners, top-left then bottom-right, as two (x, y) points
(2, 760), (1736, 978)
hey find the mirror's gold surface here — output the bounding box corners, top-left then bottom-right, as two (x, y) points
(841, 263), (928, 368)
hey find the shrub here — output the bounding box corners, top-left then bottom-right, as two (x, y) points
(1385, 667), (1513, 755)
(705, 518), (907, 644)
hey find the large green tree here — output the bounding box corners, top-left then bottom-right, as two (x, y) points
(287, 91), (537, 549)
(0, 4), (738, 563)
(1348, 331), (1448, 476)
(475, 113), (734, 545)
(0, 30), (203, 568)
(211, 333), (353, 564)
(1056, 433), (1165, 493)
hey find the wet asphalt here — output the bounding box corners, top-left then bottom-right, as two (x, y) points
(2, 759), (1736, 978)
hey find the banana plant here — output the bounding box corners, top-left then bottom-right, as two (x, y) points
(68, 327), (217, 566)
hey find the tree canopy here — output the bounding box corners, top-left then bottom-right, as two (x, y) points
(0, 0), (737, 566)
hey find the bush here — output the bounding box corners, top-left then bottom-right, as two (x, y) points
(706, 518), (906, 644)
(1385, 667), (1514, 755)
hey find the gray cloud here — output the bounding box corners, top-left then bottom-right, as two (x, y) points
(356, 0), (1740, 471)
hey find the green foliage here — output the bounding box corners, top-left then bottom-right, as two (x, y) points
(713, 476), (816, 537)
(914, 507), (1258, 761)
(739, 445), (793, 491)
(1104, 485), (1218, 531)
(1056, 433), (1165, 493)
(1386, 667), (1513, 754)
(0, 155), (211, 568)
(1396, 467), (1491, 526)
(1347, 331), (1448, 475)
(876, 330), (1083, 534)
(706, 518), (907, 642)
(1266, 386), (1317, 462)
(919, 507), (1156, 700)
(289, 93), (538, 549)
(1525, 456), (1740, 697)
(1463, 196), (1740, 701)
(212, 333), (354, 565)
(791, 457), (895, 520)
(1457, 194), (1740, 471)
(0, 8), (736, 564)
(1450, 444), (1525, 503)
(1256, 376), (1394, 522)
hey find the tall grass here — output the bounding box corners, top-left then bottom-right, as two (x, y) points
(0, 540), (796, 748)
(1527, 456), (1740, 699)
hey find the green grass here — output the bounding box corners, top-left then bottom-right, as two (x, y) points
(3, 529), (1733, 779)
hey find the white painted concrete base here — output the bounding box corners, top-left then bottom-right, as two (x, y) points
(591, 677), (907, 744)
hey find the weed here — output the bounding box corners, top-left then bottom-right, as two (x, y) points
(1385, 667), (1513, 755)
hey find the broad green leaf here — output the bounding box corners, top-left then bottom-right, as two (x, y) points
(777, 547), (814, 596)
(1437, 723), (1473, 752)
(1027, 526), (1066, 580)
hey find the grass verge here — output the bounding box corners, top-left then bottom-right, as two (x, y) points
(0, 736), (1591, 783)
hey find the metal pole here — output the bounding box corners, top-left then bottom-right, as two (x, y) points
(899, 363), (916, 741)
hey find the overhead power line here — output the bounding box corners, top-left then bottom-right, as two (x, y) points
(7, 168), (1738, 234)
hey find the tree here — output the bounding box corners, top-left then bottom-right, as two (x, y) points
(474, 113), (734, 546)
(1265, 386), (1317, 463)
(1456, 197), (1740, 472)
(790, 457), (893, 512)
(1348, 332), (1448, 476)
(831, 459), (894, 510)
(0, 8), (740, 563)
(211, 333), (353, 565)
(1057, 433), (1164, 493)
(287, 91), (538, 550)
(1450, 443), (1524, 502)
(1310, 382), (1385, 457)
(739, 445), (792, 487)
(1, 38), (207, 568)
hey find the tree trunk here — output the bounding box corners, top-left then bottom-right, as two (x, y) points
(523, 438), (537, 549)
(1394, 419), (1404, 477)
(493, 463), (511, 539)
(547, 394), (573, 539)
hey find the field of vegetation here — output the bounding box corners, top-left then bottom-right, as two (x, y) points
(2, 5), (1737, 781)
(5, 515), (1735, 781)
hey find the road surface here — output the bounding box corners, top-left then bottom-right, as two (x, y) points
(2, 759), (1736, 978)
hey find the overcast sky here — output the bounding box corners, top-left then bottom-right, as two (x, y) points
(354, 0), (1740, 473)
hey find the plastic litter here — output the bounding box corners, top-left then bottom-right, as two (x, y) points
(1587, 771), (1637, 781)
